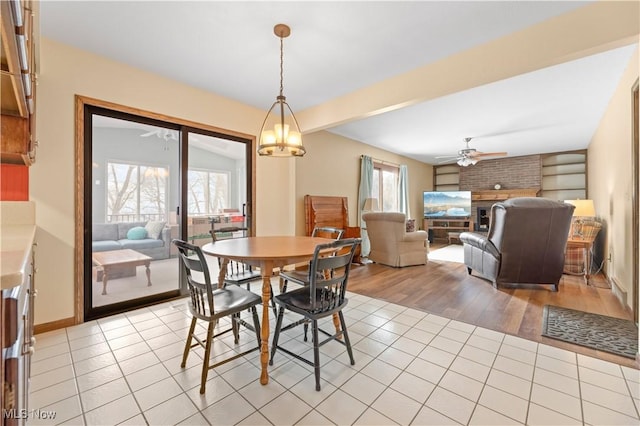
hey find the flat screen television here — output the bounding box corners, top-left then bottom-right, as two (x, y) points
(423, 191), (472, 218)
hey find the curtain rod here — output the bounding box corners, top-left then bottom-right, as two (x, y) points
(360, 155), (400, 167)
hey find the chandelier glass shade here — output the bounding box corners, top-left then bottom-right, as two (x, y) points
(257, 24), (305, 157)
(457, 157), (478, 167)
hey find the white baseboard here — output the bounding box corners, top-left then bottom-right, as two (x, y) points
(606, 274), (628, 307)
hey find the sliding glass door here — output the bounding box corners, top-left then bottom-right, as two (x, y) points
(84, 107), (252, 320)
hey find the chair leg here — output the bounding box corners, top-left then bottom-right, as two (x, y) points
(269, 284), (278, 317)
(312, 319), (321, 391)
(338, 311), (355, 366)
(269, 306), (285, 366)
(466, 267), (472, 274)
(181, 317), (197, 368)
(251, 306), (261, 347)
(232, 313), (240, 344)
(200, 321), (215, 394)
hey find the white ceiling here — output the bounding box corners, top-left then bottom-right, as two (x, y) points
(40, 1), (638, 164)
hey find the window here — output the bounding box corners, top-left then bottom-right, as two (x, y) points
(187, 169), (230, 215)
(372, 162), (399, 212)
(106, 162), (168, 222)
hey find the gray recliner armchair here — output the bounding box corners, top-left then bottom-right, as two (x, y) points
(459, 197), (575, 291)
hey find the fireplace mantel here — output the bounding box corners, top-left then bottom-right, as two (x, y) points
(472, 188), (540, 201)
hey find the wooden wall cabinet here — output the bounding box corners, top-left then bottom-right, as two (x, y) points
(1, 0), (38, 165)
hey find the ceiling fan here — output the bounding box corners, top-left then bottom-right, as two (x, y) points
(437, 137), (507, 166)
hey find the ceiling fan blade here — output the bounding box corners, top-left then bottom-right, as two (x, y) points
(437, 158), (459, 164)
(472, 151), (508, 158)
(140, 130), (158, 137)
(435, 155), (459, 159)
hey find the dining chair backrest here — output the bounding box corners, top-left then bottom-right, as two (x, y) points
(307, 238), (360, 314)
(311, 226), (344, 240)
(173, 239), (214, 319)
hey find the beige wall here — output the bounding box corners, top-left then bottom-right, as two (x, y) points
(588, 47), (639, 313)
(294, 131), (433, 235)
(32, 38), (297, 324)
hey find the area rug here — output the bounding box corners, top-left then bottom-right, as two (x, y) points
(541, 305), (638, 359)
(428, 244), (464, 263)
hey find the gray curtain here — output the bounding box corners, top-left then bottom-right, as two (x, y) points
(399, 164), (410, 218)
(358, 155), (374, 256)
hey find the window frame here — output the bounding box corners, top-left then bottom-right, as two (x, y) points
(372, 161), (399, 212)
(187, 167), (232, 216)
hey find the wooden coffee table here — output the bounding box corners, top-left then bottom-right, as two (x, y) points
(92, 249), (152, 295)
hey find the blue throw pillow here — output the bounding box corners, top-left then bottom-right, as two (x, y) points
(127, 226), (148, 240)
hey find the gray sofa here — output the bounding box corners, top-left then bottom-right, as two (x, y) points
(92, 221), (171, 260)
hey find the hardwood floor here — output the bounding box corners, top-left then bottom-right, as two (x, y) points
(347, 245), (639, 369)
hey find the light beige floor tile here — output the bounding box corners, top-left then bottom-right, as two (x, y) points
(353, 408), (399, 425)
(125, 363), (170, 391)
(341, 372), (387, 405)
(429, 335), (464, 355)
(535, 354), (578, 379)
(487, 369), (532, 400)
(29, 379), (78, 409)
(439, 370), (484, 402)
(406, 357), (447, 384)
(138, 324), (174, 340)
(84, 394), (140, 425)
(426, 387), (476, 425)
(393, 336), (428, 356)
(479, 385), (528, 423)
(533, 367), (579, 397)
(526, 402), (582, 426)
(439, 326), (471, 343)
(472, 327), (505, 343)
(30, 364), (76, 392)
(80, 377), (130, 412)
(371, 387), (422, 425)
(238, 376), (287, 409)
(414, 318), (446, 335)
(577, 353), (624, 376)
(70, 342), (111, 362)
(503, 334), (537, 352)
(459, 344), (497, 367)
(498, 342), (537, 365)
(466, 334), (502, 353)
(529, 383), (582, 422)
(621, 365), (640, 383)
(403, 327), (436, 345)
(76, 363), (123, 392)
(447, 319), (476, 333)
(390, 371), (436, 404)
(417, 345), (456, 368)
(296, 409), (335, 426)
(579, 365), (629, 394)
(73, 351), (117, 376)
(34, 329), (68, 348)
(221, 361), (262, 390)
(360, 358), (402, 386)
(118, 414), (147, 425)
(98, 316), (132, 332)
(269, 358), (314, 388)
(185, 375), (235, 410)
(312, 358), (358, 388)
(102, 324), (138, 341)
(143, 393), (199, 425)
(68, 332), (106, 350)
(133, 376), (183, 411)
(493, 355), (534, 381)
(32, 342), (70, 363)
(580, 382), (638, 418)
(65, 322), (101, 341)
(106, 332), (143, 351)
(412, 406), (461, 425)
(118, 351), (162, 375)
(380, 319), (411, 335)
(537, 343), (577, 364)
(449, 355), (491, 383)
(316, 389), (367, 425)
(29, 395), (82, 426)
(582, 400), (640, 425)
(378, 346), (415, 370)
(31, 352), (72, 377)
(176, 412), (211, 426)
(470, 405), (524, 425)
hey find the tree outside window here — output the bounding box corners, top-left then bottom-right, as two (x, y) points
(107, 162), (168, 222)
(187, 169), (230, 216)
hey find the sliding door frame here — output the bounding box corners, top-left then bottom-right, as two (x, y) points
(74, 95), (256, 323)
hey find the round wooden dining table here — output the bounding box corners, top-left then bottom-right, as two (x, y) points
(202, 236), (333, 385)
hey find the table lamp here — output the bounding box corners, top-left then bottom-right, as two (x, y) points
(564, 199), (595, 238)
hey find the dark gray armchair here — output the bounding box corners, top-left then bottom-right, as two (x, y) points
(459, 197), (575, 291)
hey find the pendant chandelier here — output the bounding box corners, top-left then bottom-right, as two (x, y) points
(257, 24), (306, 157)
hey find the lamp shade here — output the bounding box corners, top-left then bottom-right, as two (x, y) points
(363, 198), (379, 212)
(565, 199), (595, 217)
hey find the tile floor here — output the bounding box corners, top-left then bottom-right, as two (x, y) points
(30, 281), (640, 425)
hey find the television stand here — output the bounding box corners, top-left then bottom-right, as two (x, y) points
(424, 218), (473, 244)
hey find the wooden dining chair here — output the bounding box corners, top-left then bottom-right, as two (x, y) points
(269, 238), (361, 391)
(173, 239), (262, 394)
(279, 226), (344, 292)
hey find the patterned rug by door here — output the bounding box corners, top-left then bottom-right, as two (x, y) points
(541, 305), (638, 359)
